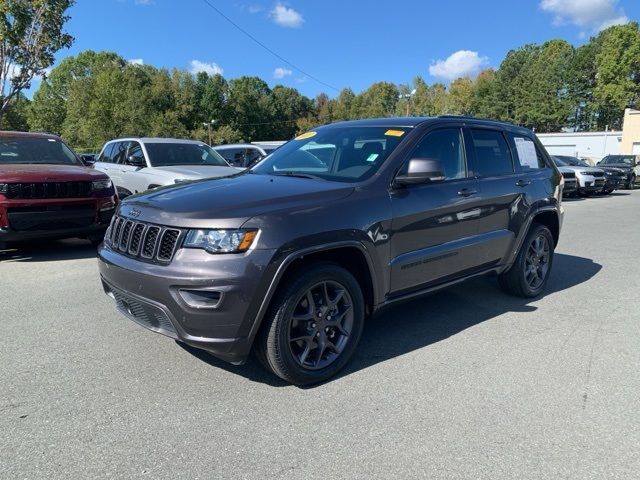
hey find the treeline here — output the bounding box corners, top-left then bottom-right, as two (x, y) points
(14, 21), (640, 150)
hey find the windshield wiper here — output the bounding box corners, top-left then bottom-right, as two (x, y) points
(271, 171), (324, 180)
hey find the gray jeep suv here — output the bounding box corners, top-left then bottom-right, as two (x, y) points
(98, 117), (564, 385)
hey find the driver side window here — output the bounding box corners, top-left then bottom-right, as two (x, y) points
(402, 128), (466, 180)
(127, 142), (145, 165)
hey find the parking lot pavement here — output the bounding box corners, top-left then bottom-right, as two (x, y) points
(1, 191), (639, 480)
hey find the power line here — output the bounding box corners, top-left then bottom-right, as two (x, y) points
(200, 0), (339, 93)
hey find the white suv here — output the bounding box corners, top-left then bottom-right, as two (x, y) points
(94, 138), (241, 198)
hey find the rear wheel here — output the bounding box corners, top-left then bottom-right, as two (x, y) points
(627, 176), (636, 190)
(255, 263), (365, 385)
(499, 224), (554, 298)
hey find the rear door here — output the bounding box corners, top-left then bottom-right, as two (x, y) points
(389, 125), (484, 294)
(465, 127), (537, 267)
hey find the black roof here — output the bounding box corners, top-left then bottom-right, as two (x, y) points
(325, 116), (533, 134)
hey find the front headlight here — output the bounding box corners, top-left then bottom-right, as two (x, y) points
(184, 229), (258, 253)
(174, 178), (191, 184)
(92, 179), (113, 191)
(580, 171), (592, 175)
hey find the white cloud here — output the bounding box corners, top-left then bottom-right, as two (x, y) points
(189, 60), (223, 76)
(540, 0), (629, 32)
(248, 4), (264, 14)
(273, 67), (292, 79)
(429, 50), (488, 81)
(128, 58), (144, 65)
(270, 3), (303, 28)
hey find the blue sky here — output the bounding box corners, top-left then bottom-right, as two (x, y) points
(34, 0), (640, 98)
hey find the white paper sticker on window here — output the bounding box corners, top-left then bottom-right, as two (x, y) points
(514, 137), (538, 169)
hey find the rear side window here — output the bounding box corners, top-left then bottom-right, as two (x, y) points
(470, 129), (513, 177)
(510, 135), (547, 170)
(405, 128), (466, 180)
(98, 143), (116, 163)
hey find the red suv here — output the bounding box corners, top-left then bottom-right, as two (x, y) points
(0, 131), (117, 247)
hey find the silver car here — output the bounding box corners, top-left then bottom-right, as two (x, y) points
(553, 156), (605, 195)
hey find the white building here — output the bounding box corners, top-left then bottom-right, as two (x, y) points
(537, 130), (622, 164)
(537, 108), (640, 164)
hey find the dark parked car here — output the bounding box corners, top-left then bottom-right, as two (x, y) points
(0, 131), (117, 248)
(597, 155), (639, 190)
(98, 116), (563, 385)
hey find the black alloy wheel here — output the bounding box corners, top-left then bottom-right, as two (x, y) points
(256, 263), (365, 385)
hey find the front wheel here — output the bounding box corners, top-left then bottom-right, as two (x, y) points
(255, 263), (365, 385)
(498, 224), (555, 298)
(627, 176), (636, 190)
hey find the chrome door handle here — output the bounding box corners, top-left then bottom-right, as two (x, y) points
(457, 188), (477, 197)
(516, 179), (531, 187)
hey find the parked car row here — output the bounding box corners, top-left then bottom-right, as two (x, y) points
(552, 154), (638, 197)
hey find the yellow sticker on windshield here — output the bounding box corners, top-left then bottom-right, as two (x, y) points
(385, 129), (405, 137)
(295, 131), (317, 140)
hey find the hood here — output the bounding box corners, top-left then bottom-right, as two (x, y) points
(560, 166), (603, 174)
(557, 166), (575, 175)
(0, 163), (109, 183)
(152, 165), (243, 178)
(598, 164), (632, 172)
(598, 166), (626, 174)
(119, 173), (355, 228)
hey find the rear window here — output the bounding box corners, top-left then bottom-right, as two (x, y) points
(0, 137), (80, 165)
(510, 135), (547, 170)
(470, 129), (514, 177)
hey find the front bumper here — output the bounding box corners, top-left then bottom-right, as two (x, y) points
(98, 244), (277, 364)
(562, 179), (577, 194)
(577, 176), (605, 192)
(0, 197), (116, 243)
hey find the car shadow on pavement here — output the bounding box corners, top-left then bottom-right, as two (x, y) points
(0, 238), (98, 263)
(182, 253), (602, 388)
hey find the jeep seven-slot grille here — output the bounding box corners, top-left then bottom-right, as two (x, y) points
(591, 171), (604, 178)
(5, 181), (92, 199)
(108, 215), (182, 264)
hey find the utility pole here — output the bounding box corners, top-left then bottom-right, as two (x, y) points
(203, 119), (216, 145)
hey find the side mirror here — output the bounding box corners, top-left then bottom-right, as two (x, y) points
(394, 158), (445, 187)
(80, 154), (95, 166)
(128, 155), (146, 167)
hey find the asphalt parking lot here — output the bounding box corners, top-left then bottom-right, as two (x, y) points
(1, 191), (639, 480)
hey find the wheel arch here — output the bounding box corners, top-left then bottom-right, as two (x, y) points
(248, 242), (379, 344)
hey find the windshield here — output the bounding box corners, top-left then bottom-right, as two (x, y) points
(555, 155), (589, 167)
(603, 155), (633, 165)
(251, 126), (410, 182)
(0, 136), (81, 165)
(552, 156), (568, 167)
(144, 142), (230, 167)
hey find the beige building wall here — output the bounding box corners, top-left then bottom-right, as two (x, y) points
(621, 108), (640, 154)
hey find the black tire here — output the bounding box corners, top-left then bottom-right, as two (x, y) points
(627, 176), (636, 190)
(255, 262), (365, 385)
(498, 223), (555, 298)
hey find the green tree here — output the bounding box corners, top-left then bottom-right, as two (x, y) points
(0, 0), (74, 125)
(592, 22), (640, 129)
(447, 77), (474, 115)
(357, 81), (399, 118)
(226, 76), (274, 140)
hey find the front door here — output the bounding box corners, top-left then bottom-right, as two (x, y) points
(389, 126), (484, 294)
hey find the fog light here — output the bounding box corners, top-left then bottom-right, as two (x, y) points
(178, 289), (223, 309)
